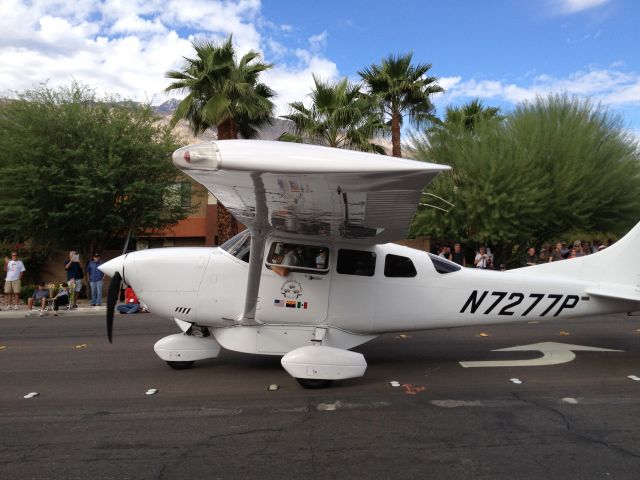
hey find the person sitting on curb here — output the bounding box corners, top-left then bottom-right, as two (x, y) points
(26, 282), (50, 317)
(52, 283), (70, 316)
(116, 286), (140, 314)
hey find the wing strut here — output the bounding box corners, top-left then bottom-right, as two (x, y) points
(239, 172), (270, 325)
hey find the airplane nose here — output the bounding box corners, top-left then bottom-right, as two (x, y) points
(99, 255), (125, 278)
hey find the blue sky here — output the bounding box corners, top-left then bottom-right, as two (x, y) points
(1, 0), (639, 135)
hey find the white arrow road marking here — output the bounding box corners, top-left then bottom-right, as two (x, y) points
(460, 342), (623, 368)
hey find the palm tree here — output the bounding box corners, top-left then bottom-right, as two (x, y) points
(164, 35), (275, 243)
(359, 52), (443, 157)
(439, 99), (502, 133)
(280, 75), (386, 153)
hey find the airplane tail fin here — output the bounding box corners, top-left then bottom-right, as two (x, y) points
(516, 221), (640, 303)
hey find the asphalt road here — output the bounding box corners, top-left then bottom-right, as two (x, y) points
(1, 310), (639, 479)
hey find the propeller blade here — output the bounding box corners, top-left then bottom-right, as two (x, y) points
(106, 271), (122, 343)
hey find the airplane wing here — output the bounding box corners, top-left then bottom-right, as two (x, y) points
(172, 140), (450, 244)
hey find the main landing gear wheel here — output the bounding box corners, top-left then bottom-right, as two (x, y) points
(296, 378), (333, 389)
(166, 360), (195, 370)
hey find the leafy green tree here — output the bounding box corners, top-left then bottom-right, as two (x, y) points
(164, 35), (275, 242)
(0, 83), (189, 263)
(280, 75), (387, 153)
(359, 52), (443, 157)
(410, 94), (640, 265)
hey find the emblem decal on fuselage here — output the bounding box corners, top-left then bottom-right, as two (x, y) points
(274, 280), (308, 309)
(281, 280), (302, 299)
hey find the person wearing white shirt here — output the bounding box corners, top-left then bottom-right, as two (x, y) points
(282, 245), (300, 266)
(474, 246), (491, 269)
(4, 251), (26, 310)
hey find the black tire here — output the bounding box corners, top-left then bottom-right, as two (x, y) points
(166, 360), (195, 370)
(296, 378), (333, 389)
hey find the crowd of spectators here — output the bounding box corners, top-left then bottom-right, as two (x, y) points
(432, 238), (611, 271)
(3, 248), (144, 315)
(525, 239), (609, 265)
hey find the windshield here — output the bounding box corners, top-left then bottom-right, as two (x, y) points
(220, 230), (251, 263)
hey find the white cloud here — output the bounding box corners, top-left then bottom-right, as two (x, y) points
(442, 68), (640, 108)
(554, 0), (611, 14)
(438, 76), (462, 91)
(264, 54), (339, 116)
(109, 15), (168, 35)
(308, 31), (328, 52)
(265, 37), (288, 59)
(0, 0), (340, 111)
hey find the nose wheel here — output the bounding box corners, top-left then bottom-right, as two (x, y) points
(166, 360), (195, 370)
(296, 378), (333, 389)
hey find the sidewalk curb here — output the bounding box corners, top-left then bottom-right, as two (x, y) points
(0, 304), (106, 319)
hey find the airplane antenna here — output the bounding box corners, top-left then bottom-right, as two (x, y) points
(419, 193), (455, 213)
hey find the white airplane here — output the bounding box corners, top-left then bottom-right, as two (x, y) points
(100, 140), (640, 388)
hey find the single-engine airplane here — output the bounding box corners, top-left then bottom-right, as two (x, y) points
(100, 140), (640, 388)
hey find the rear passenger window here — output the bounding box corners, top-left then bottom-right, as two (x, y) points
(384, 254), (417, 278)
(337, 249), (376, 276)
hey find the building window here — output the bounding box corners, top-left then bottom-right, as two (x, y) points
(164, 182), (191, 209)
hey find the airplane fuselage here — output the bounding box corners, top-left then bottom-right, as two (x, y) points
(117, 233), (635, 356)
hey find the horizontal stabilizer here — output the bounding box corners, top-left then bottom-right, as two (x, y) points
(586, 285), (640, 303)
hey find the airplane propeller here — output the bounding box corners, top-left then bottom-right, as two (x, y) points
(106, 271), (122, 343)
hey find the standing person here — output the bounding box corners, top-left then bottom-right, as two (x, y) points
(64, 250), (83, 308)
(26, 282), (49, 317)
(573, 241), (586, 257)
(451, 243), (466, 267)
(439, 245), (452, 260)
(86, 252), (104, 306)
(474, 246), (490, 269)
(549, 242), (565, 262)
(116, 286), (140, 314)
(4, 251), (26, 310)
(525, 247), (538, 266)
(538, 245), (550, 263)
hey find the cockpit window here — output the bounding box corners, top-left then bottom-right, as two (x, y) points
(265, 242), (329, 275)
(220, 230), (251, 263)
(428, 253), (461, 274)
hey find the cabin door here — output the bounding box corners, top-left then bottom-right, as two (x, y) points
(256, 240), (331, 324)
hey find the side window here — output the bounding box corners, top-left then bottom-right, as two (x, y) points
(265, 242), (329, 275)
(337, 249), (376, 276)
(384, 254), (417, 278)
